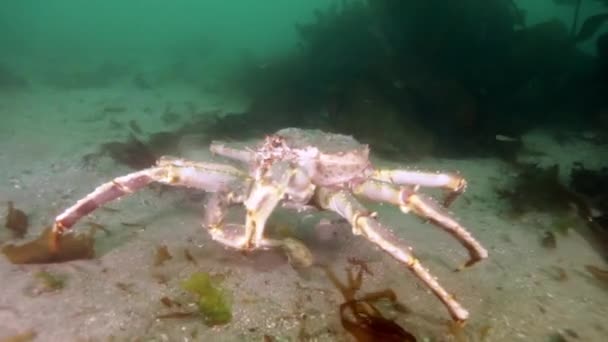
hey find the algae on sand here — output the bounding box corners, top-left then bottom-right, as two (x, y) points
(180, 272), (232, 326)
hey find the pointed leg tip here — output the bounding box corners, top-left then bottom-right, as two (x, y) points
(455, 256), (485, 272)
(451, 306), (470, 324)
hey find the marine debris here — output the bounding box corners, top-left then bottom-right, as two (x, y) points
(1, 226), (95, 264)
(323, 263), (416, 342)
(5, 201), (28, 238)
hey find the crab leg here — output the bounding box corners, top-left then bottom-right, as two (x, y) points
(50, 157), (249, 250)
(352, 179), (488, 268)
(315, 187), (470, 322)
(210, 142), (254, 163)
(203, 161), (314, 248)
(203, 181), (252, 249)
(202, 169), (315, 267)
(372, 169), (467, 207)
(243, 163), (314, 249)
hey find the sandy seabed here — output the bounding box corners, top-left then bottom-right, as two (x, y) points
(1, 85), (607, 341)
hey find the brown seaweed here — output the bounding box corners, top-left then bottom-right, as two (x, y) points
(160, 296), (175, 308)
(347, 257), (373, 276)
(585, 265), (608, 285)
(101, 134), (157, 169)
(495, 164), (574, 216)
(0, 330), (37, 342)
(184, 248), (197, 265)
(83, 134), (157, 170)
(5, 201), (28, 238)
(1, 226), (95, 264)
(154, 245), (172, 266)
(323, 264), (416, 342)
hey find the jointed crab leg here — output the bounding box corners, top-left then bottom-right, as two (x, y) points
(315, 187), (470, 322)
(372, 169), (467, 207)
(50, 157), (248, 250)
(243, 163), (315, 249)
(203, 161), (314, 250)
(202, 167), (315, 267)
(352, 179), (488, 268)
(210, 142), (254, 163)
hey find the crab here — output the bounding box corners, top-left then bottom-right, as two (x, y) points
(49, 127), (487, 322)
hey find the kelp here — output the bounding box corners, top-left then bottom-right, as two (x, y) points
(585, 265), (608, 285)
(1, 226), (95, 264)
(85, 108), (211, 168)
(83, 134), (157, 170)
(323, 263), (416, 342)
(495, 162), (603, 223)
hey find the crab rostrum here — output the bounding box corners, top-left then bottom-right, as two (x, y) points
(50, 127), (487, 322)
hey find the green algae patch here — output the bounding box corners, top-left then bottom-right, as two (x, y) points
(180, 272), (232, 326)
(35, 271), (66, 291)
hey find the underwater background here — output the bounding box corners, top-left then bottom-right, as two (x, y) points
(1, 0), (608, 341)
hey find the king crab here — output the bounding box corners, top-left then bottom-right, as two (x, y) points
(49, 127), (487, 322)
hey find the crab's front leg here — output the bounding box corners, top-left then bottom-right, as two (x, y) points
(210, 141), (254, 163)
(315, 187), (470, 322)
(202, 161), (316, 266)
(352, 179), (488, 268)
(50, 157), (248, 250)
(242, 162), (315, 249)
(371, 169), (467, 207)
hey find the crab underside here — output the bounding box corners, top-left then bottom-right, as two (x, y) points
(50, 127), (487, 322)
